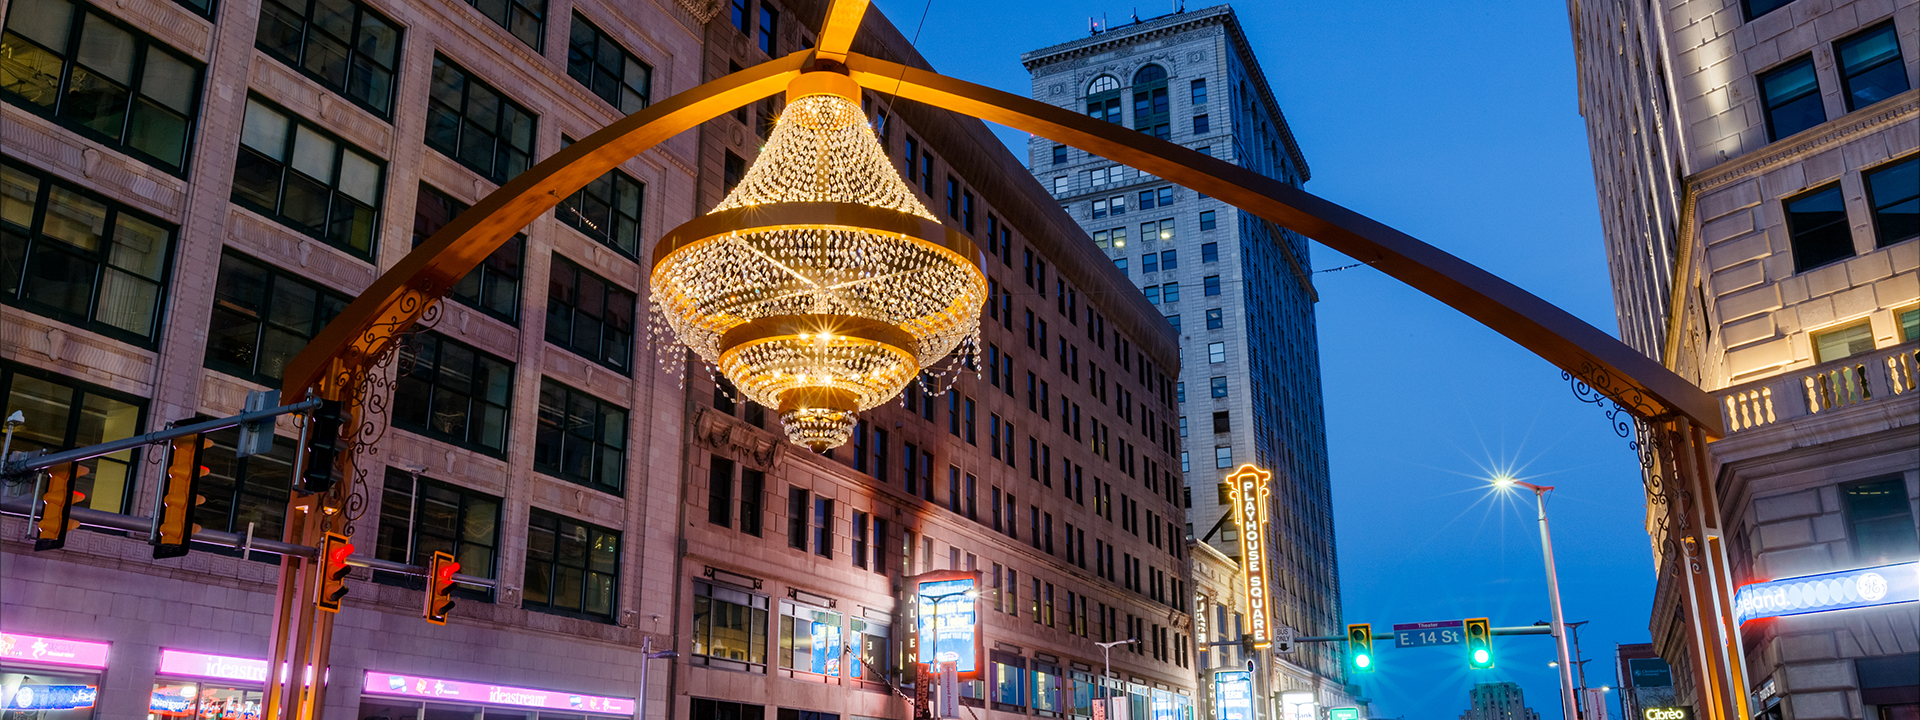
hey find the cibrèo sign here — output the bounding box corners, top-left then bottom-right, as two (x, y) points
(1225, 464), (1272, 649)
(1641, 708), (1691, 720)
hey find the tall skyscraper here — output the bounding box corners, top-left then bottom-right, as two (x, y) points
(1022, 3), (1348, 700)
(1460, 682), (1542, 720)
(1569, 0), (1917, 716)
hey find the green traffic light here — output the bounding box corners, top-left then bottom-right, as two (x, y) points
(1473, 648), (1489, 664)
(1354, 654), (1370, 669)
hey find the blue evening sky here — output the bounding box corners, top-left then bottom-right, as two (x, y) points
(874, 0), (1652, 717)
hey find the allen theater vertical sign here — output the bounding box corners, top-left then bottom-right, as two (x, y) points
(1227, 465), (1273, 649)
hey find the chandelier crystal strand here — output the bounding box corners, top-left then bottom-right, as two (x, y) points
(650, 72), (986, 450)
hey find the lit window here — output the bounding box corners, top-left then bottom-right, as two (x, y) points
(0, 362), (144, 513)
(1213, 446), (1231, 469)
(1900, 305), (1919, 343)
(1812, 321), (1874, 364)
(1207, 342), (1225, 364)
(1759, 56), (1823, 141)
(693, 580), (769, 670)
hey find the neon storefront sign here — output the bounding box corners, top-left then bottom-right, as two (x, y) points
(1225, 465), (1273, 649)
(362, 671), (634, 714)
(159, 650), (272, 683)
(6, 684), (98, 711)
(1733, 561), (1919, 624)
(0, 633), (110, 669)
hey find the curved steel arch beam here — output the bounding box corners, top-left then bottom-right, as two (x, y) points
(842, 52), (1722, 436)
(280, 52), (812, 397)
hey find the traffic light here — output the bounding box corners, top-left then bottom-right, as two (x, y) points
(1465, 617), (1494, 669)
(1346, 623), (1374, 673)
(425, 551), (460, 625)
(154, 435), (210, 559)
(300, 399), (345, 494)
(32, 463), (88, 551)
(317, 532), (353, 612)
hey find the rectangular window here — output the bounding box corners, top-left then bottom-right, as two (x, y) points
(1199, 210), (1216, 230)
(963, 189), (976, 233)
(1207, 342), (1225, 364)
(523, 508), (619, 621)
(946, 176), (960, 219)
(0, 363), (143, 513)
(948, 391), (961, 436)
(740, 467), (764, 536)
(1214, 446), (1232, 469)
(1813, 321), (1874, 364)
(567, 13), (651, 113)
(203, 251), (348, 384)
(693, 581), (769, 671)
(852, 512), (869, 568)
(724, 150), (746, 193)
(757, 5), (778, 55)
(1203, 275), (1221, 296)
(1201, 242), (1218, 262)
(1205, 308), (1223, 329)
(412, 184), (522, 324)
(256, 0), (400, 117)
(708, 456), (735, 528)
(1, 0), (204, 172)
(1, 161), (174, 345)
(1160, 249), (1178, 270)
(905, 136), (920, 181)
(1162, 281), (1180, 303)
(788, 487), (809, 550)
(1212, 411), (1230, 434)
(555, 148), (646, 258)
(394, 332), (514, 455)
(1785, 184), (1854, 273)
(1842, 476), (1918, 564)
(1209, 376), (1227, 398)
(375, 469), (500, 597)
(779, 601), (843, 678)
(1865, 155), (1917, 247)
(1114, 257), (1127, 275)
(729, 0), (748, 32)
(871, 517), (888, 575)
(534, 378), (627, 494)
(1191, 114), (1209, 134)
(465, 0), (543, 49)
(813, 496), (833, 558)
(1759, 56), (1824, 142)
(1145, 285), (1160, 304)
(1836, 23), (1908, 111)
(1051, 145), (1067, 165)
(545, 255), (636, 371)
(1142, 253), (1158, 273)
(426, 55), (537, 183)
(233, 96), (384, 256)
(921, 153), (934, 196)
(1190, 78), (1207, 105)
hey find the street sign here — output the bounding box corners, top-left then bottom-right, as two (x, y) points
(1273, 626), (1295, 653)
(1329, 709), (1360, 720)
(1392, 620), (1464, 648)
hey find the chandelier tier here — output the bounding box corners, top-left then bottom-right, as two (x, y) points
(651, 70), (987, 450)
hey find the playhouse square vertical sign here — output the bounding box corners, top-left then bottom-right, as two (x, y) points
(1227, 465), (1273, 648)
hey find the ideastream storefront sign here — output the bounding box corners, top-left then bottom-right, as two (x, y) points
(158, 650), (271, 683)
(362, 671), (635, 714)
(1732, 561), (1919, 624)
(1225, 465), (1273, 648)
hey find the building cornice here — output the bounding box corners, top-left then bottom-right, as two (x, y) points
(1689, 90), (1917, 193)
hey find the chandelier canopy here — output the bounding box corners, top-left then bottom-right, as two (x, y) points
(651, 71), (987, 450)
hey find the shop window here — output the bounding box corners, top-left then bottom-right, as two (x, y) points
(412, 184), (522, 324)
(850, 618), (890, 684)
(776, 711), (838, 720)
(233, 97), (383, 256)
(394, 332), (513, 455)
(0, 363), (143, 513)
(256, 0), (401, 118)
(693, 699), (767, 720)
(566, 13), (651, 113)
(0, 0), (204, 173)
(546, 255), (635, 371)
(1835, 23), (1908, 112)
(1, 160), (174, 345)
(1, 667), (101, 719)
(779, 602), (844, 678)
(1785, 184), (1854, 273)
(693, 581), (770, 672)
(149, 677), (264, 718)
(426, 55), (536, 183)
(1842, 476), (1918, 564)
(375, 468), (501, 599)
(533, 378), (627, 494)
(1865, 155), (1918, 248)
(991, 655), (1028, 710)
(203, 251), (349, 384)
(1812, 321), (1874, 364)
(523, 508), (619, 621)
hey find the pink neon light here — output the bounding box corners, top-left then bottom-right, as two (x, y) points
(158, 650), (271, 683)
(0, 633), (110, 669)
(362, 672), (634, 714)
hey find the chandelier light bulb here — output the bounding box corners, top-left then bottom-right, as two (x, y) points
(651, 70), (986, 451)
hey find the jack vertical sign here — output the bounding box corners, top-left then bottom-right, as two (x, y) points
(1226, 464), (1273, 649)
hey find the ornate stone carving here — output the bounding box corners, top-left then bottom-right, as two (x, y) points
(691, 405), (784, 469)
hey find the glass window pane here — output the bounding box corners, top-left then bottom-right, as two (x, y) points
(242, 100), (290, 158)
(41, 187), (108, 251)
(291, 125), (338, 181)
(140, 49), (197, 113)
(7, 0), (76, 50)
(338, 150), (380, 205)
(75, 14), (135, 83)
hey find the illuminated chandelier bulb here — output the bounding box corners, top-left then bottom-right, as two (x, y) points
(651, 69), (986, 451)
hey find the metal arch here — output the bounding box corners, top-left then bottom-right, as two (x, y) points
(279, 51), (813, 398)
(839, 52), (1724, 436)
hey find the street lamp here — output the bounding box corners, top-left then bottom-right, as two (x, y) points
(1094, 639), (1138, 716)
(1495, 475), (1577, 720)
(635, 636), (678, 720)
(920, 588), (979, 720)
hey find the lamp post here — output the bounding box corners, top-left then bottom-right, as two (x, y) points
(1094, 639), (1137, 718)
(635, 636), (678, 720)
(922, 588), (978, 719)
(1496, 476), (1577, 720)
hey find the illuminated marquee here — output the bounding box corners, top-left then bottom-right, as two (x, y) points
(1225, 464), (1273, 649)
(913, 570), (985, 680)
(1733, 561), (1918, 625)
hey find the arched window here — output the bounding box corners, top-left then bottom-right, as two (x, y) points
(1086, 75), (1122, 124)
(1131, 65), (1169, 139)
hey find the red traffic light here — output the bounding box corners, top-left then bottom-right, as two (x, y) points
(32, 464), (89, 551)
(425, 551), (459, 625)
(317, 532), (353, 612)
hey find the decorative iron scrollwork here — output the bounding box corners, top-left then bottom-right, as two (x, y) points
(333, 297), (442, 537)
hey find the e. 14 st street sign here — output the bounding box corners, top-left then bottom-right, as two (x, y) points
(1393, 620), (1463, 648)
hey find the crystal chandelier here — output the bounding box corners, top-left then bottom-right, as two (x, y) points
(651, 71), (986, 451)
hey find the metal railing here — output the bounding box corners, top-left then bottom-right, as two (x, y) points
(1721, 341), (1920, 433)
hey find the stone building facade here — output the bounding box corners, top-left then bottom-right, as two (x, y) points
(1018, 3), (1349, 704)
(0, 0), (1194, 720)
(1568, 0), (1918, 717)
(1459, 682), (1542, 720)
